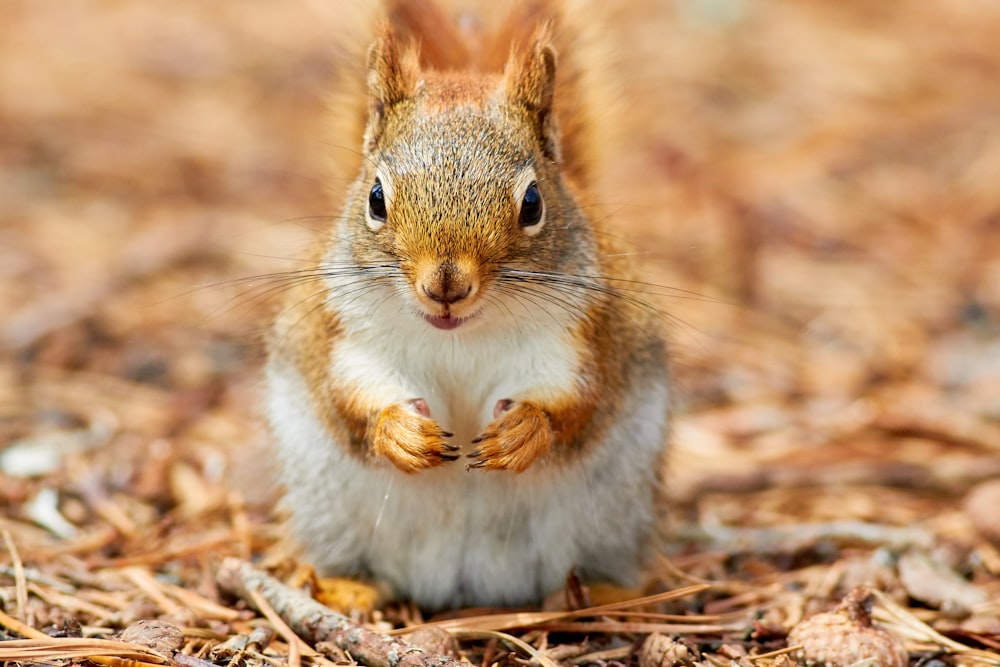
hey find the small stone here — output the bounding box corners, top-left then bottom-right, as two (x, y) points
(119, 619), (184, 655)
(965, 478), (1000, 544)
(898, 551), (985, 612)
(408, 626), (460, 658)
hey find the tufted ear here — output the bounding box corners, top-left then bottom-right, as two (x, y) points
(504, 25), (560, 162)
(365, 24), (419, 151)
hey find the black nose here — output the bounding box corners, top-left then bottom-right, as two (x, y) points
(423, 261), (472, 305)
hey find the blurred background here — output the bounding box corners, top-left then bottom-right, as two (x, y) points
(1, 0), (999, 556)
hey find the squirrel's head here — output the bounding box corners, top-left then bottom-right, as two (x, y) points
(336, 23), (595, 332)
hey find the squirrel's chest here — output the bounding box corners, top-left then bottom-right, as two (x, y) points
(330, 314), (581, 442)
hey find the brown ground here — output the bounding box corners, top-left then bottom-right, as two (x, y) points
(1, 1), (999, 666)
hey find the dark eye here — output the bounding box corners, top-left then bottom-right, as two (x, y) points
(368, 178), (387, 222)
(519, 182), (543, 228)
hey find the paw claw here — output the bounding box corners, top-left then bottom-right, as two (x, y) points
(370, 402), (458, 473)
(468, 401), (553, 473)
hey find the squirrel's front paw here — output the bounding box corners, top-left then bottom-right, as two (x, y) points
(370, 399), (458, 474)
(468, 399), (553, 473)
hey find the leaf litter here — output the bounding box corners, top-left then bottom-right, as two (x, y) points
(1, 1), (999, 666)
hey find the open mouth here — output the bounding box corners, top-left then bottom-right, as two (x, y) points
(423, 313), (468, 331)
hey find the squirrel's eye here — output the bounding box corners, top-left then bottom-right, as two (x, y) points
(519, 182), (544, 229)
(368, 179), (387, 223)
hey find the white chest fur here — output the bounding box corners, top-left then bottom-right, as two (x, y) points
(329, 286), (582, 444)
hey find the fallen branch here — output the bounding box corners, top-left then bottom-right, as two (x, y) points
(216, 558), (465, 667)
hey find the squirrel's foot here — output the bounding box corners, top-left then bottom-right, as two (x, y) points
(370, 399), (458, 474)
(467, 399), (553, 473)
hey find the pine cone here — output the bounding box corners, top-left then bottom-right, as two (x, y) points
(639, 632), (695, 667)
(786, 587), (908, 667)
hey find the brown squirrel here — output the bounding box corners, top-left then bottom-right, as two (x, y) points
(265, 0), (670, 609)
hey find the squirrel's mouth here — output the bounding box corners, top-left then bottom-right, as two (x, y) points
(422, 313), (468, 331)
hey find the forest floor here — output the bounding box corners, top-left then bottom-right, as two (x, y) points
(1, 1), (999, 666)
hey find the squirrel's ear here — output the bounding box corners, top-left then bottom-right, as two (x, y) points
(365, 24), (419, 150)
(504, 25), (560, 162)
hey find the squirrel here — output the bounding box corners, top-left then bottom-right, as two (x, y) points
(265, 0), (671, 609)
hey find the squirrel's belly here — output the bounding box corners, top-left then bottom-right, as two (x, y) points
(267, 354), (669, 608)
(361, 466), (575, 608)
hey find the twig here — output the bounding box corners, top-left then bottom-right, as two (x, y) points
(176, 651), (230, 667)
(123, 567), (185, 617)
(90, 657), (167, 667)
(248, 587), (314, 667)
(228, 491), (254, 560)
(569, 645), (631, 665)
(99, 529), (237, 567)
(216, 558), (466, 667)
(0, 607), (49, 639)
(449, 630), (559, 667)
(0, 638), (168, 663)
(27, 582), (118, 620)
(393, 584), (713, 635)
(747, 646), (801, 662)
(870, 589), (1000, 664)
(527, 621), (734, 634)
(680, 520), (934, 553)
(0, 564), (77, 593)
(2, 530), (28, 623)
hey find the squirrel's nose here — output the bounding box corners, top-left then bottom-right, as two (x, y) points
(421, 261), (474, 305)
(423, 283), (471, 305)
